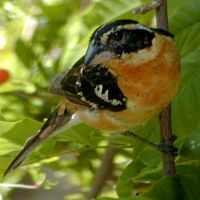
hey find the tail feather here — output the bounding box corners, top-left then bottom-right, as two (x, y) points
(4, 101), (76, 176)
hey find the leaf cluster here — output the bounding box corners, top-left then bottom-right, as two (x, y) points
(0, 0), (200, 199)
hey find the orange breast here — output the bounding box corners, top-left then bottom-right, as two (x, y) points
(75, 34), (180, 132)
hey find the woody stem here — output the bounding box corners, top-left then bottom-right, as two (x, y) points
(156, 0), (176, 176)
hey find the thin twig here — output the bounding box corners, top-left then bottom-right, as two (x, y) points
(155, 0), (176, 176)
(0, 183), (39, 189)
(133, 0), (161, 14)
(86, 148), (117, 200)
(123, 131), (157, 149)
(1, 90), (41, 100)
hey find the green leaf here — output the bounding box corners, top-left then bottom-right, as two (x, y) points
(176, 163), (200, 178)
(0, 119), (41, 174)
(0, 138), (20, 156)
(14, 39), (36, 68)
(1, 118), (41, 145)
(145, 174), (200, 200)
(0, 121), (18, 136)
(131, 167), (162, 184)
(144, 176), (182, 200)
(57, 123), (103, 146)
(180, 127), (200, 159)
(138, 148), (160, 168)
(116, 150), (161, 198)
(169, 1), (200, 137)
(0, 118), (104, 174)
(116, 160), (145, 197)
(82, 0), (140, 28)
(144, 164), (200, 200)
(168, 0), (191, 16)
(38, 1), (82, 22)
(172, 6), (200, 52)
(131, 118), (160, 159)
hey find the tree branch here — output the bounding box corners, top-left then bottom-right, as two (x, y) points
(86, 148), (117, 200)
(155, 0), (176, 176)
(133, 0), (161, 14)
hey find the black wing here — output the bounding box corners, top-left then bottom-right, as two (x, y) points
(4, 103), (72, 176)
(50, 57), (127, 111)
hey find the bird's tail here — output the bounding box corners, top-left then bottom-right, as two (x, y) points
(4, 100), (78, 176)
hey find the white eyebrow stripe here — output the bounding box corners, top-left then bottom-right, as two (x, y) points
(111, 24), (152, 34)
(100, 23), (152, 44)
(134, 24), (152, 32)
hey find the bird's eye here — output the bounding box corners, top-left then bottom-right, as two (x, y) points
(112, 31), (124, 41)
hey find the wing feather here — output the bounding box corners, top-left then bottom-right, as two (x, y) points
(50, 58), (127, 111)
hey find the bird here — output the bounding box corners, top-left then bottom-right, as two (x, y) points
(4, 19), (180, 176)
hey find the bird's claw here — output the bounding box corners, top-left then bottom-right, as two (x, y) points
(156, 135), (178, 155)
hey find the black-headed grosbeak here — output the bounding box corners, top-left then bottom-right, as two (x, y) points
(4, 19), (180, 175)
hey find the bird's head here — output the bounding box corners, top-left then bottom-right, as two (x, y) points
(84, 19), (173, 65)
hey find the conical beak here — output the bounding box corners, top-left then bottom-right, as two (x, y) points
(84, 40), (115, 65)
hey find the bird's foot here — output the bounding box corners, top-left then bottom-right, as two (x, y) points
(156, 135), (178, 155)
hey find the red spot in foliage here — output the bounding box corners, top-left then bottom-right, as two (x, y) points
(0, 69), (10, 84)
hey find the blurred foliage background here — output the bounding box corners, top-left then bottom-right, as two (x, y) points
(0, 0), (200, 200)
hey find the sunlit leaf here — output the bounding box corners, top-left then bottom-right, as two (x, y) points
(0, 138), (20, 156)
